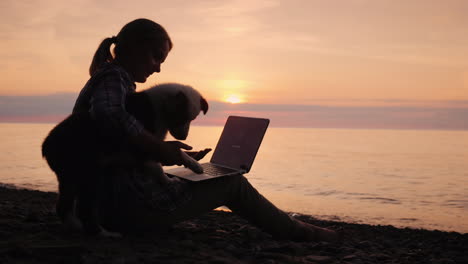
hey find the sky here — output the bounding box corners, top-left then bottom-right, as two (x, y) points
(1, 0), (468, 129)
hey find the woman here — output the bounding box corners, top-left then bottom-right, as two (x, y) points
(74, 18), (339, 242)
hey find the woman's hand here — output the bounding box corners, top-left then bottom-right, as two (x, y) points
(143, 160), (181, 185)
(158, 141), (193, 166)
(130, 131), (193, 166)
(158, 172), (181, 186)
(160, 142), (205, 174)
(184, 148), (212, 161)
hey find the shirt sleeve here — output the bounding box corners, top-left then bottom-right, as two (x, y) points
(89, 69), (144, 137)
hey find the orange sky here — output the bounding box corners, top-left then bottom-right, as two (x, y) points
(1, 0), (467, 106)
(1, 0), (468, 130)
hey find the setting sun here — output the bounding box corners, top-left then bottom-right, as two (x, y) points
(224, 94), (244, 104)
(216, 79), (248, 104)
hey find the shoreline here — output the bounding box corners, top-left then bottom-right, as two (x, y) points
(2, 182), (466, 234)
(1, 186), (467, 263)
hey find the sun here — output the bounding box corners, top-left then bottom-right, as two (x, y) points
(217, 79), (248, 104)
(224, 94), (244, 104)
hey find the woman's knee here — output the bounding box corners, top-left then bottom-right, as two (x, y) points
(193, 174), (249, 190)
(224, 175), (260, 203)
(219, 174), (254, 196)
(225, 174), (250, 187)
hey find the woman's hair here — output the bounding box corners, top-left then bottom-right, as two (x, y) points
(89, 18), (173, 76)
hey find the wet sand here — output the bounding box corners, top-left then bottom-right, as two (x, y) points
(0, 185), (466, 264)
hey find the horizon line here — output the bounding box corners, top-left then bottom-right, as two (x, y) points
(1, 120), (467, 132)
(1, 93), (468, 108)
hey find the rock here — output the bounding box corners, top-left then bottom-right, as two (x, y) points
(342, 254), (357, 261)
(356, 240), (373, 249)
(213, 240), (230, 249)
(225, 244), (238, 252)
(262, 242), (306, 255)
(179, 239), (196, 249)
(255, 252), (297, 262)
(339, 246), (357, 254)
(431, 258), (456, 264)
(215, 229), (229, 234)
(258, 259), (277, 264)
(370, 253), (390, 260)
(1, 186), (468, 264)
(24, 211), (40, 222)
(304, 255), (333, 263)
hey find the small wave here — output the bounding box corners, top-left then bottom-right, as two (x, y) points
(399, 218), (419, 222)
(442, 200), (468, 209)
(345, 192), (401, 204)
(0, 182), (56, 193)
(314, 190), (339, 196)
(0, 183), (20, 189)
(346, 192), (374, 196)
(358, 197), (401, 204)
(303, 189), (342, 197)
(418, 200), (433, 205)
(284, 184), (299, 189)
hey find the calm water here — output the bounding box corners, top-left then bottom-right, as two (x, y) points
(1, 123), (467, 233)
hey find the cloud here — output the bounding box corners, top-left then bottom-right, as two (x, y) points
(3, 93), (466, 130)
(201, 100), (468, 130)
(0, 93), (76, 116)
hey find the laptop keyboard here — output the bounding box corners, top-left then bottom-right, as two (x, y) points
(201, 163), (238, 176)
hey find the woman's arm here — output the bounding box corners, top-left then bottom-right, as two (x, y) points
(89, 70), (144, 138)
(89, 69), (192, 166)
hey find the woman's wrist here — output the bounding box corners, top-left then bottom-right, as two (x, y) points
(129, 130), (163, 157)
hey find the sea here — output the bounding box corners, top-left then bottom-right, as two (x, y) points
(0, 123), (467, 233)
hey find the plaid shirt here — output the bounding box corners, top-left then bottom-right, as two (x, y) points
(73, 63), (143, 137)
(73, 62), (192, 212)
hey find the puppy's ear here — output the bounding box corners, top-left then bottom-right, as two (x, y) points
(174, 91), (188, 110)
(200, 97), (209, 115)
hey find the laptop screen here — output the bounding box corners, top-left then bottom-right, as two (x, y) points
(210, 116), (269, 173)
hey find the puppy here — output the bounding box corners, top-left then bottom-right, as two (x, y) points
(42, 83), (208, 235)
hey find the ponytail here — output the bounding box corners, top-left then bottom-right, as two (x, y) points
(88, 19), (172, 76)
(89, 36), (117, 76)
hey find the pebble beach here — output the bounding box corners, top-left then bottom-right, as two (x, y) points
(0, 185), (467, 264)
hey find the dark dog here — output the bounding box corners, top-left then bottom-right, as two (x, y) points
(42, 83), (208, 235)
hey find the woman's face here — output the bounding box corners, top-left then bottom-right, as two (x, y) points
(127, 40), (170, 83)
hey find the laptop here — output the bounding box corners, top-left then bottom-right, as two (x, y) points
(165, 116), (270, 181)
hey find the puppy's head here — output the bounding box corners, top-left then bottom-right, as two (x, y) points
(143, 83), (208, 140)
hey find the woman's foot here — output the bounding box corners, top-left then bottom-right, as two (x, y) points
(293, 220), (341, 243)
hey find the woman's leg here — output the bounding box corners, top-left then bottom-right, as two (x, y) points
(121, 175), (338, 241)
(167, 175), (298, 239)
